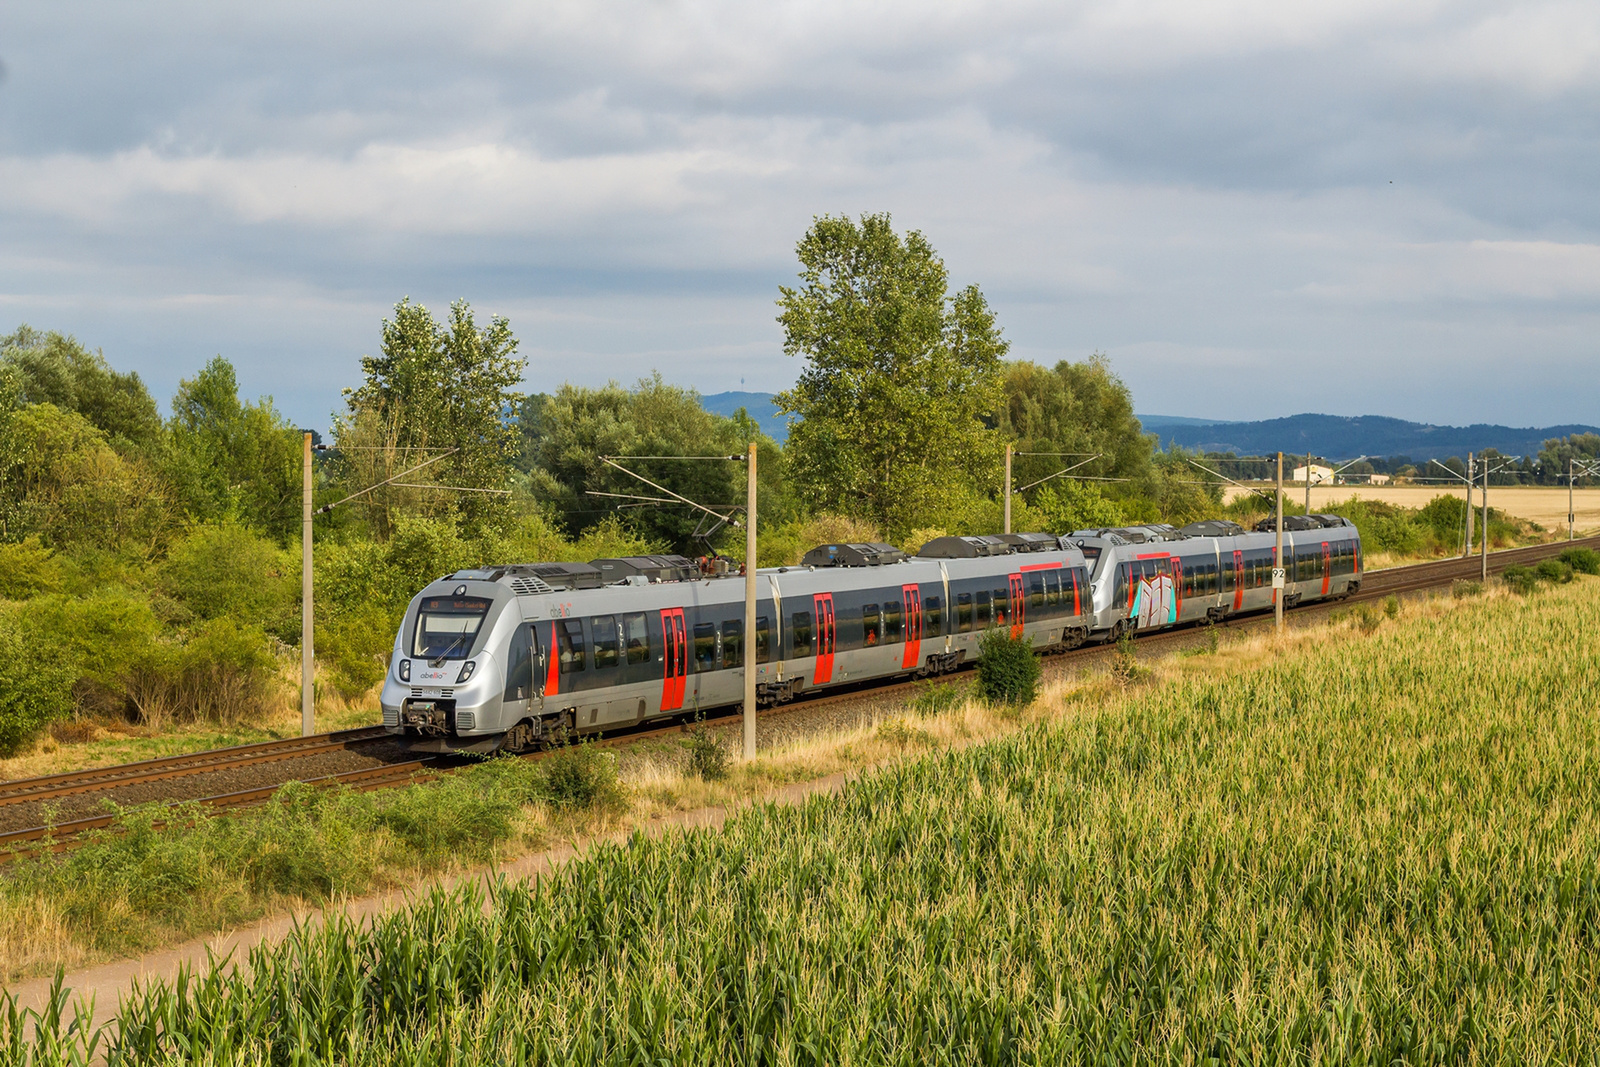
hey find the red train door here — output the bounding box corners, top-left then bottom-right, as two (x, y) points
(1008, 574), (1025, 639)
(658, 609), (686, 711)
(812, 593), (836, 684)
(1171, 558), (1183, 620)
(901, 584), (922, 670)
(1071, 569), (1082, 616)
(539, 621), (560, 698)
(1321, 542), (1331, 596)
(1233, 550), (1244, 612)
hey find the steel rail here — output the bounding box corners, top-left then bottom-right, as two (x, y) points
(0, 727), (390, 807)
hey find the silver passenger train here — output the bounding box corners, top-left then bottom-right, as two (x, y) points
(379, 515), (1360, 753)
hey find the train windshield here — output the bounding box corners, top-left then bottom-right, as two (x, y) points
(413, 597), (492, 659)
(1078, 545), (1103, 576)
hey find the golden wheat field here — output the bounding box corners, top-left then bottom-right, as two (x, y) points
(1223, 484), (1600, 531)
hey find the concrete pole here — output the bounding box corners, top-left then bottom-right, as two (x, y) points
(1275, 451), (1284, 632)
(301, 432), (315, 738)
(743, 443), (757, 760)
(1571, 459), (1576, 541)
(1463, 453), (1474, 557)
(1481, 459), (1489, 581)
(1003, 444), (1013, 534)
(1305, 453), (1312, 515)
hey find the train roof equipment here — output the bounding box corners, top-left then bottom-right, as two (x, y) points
(800, 542), (909, 567)
(447, 562), (605, 595)
(915, 535), (1012, 559)
(590, 555), (699, 584)
(995, 532), (1060, 553)
(1179, 520), (1246, 538)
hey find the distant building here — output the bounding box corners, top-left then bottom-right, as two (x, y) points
(1365, 473), (1391, 485)
(1292, 464), (1335, 485)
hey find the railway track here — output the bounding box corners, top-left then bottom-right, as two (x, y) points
(3, 534), (1595, 865)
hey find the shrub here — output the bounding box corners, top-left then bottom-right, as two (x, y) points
(1451, 579), (1483, 598)
(159, 523), (294, 632)
(0, 536), (64, 600)
(1535, 559), (1575, 585)
(319, 604), (398, 699)
(1383, 595), (1401, 619)
(685, 726), (729, 782)
(1558, 547), (1600, 576)
(1501, 565), (1539, 596)
(0, 605), (75, 754)
(976, 627), (1040, 707)
(911, 682), (964, 718)
(541, 742), (627, 812)
(175, 617), (279, 724)
(1109, 629), (1151, 685)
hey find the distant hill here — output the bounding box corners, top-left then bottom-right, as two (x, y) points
(1137, 413), (1600, 462)
(700, 391), (788, 441)
(698, 399), (1594, 461)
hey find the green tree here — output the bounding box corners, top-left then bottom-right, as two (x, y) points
(523, 376), (782, 552)
(1, 325), (162, 452)
(998, 355), (1154, 509)
(1537, 433), (1600, 486)
(163, 357), (302, 536)
(340, 299), (524, 538)
(775, 214), (1006, 537)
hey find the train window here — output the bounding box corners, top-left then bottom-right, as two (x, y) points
(1042, 572), (1058, 608)
(957, 593), (973, 632)
(592, 615), (619, 669)
(1029, 575), (1044, 611)
(721, 620), (743, 669)
(791, 611), (814, 657)
(693, 622), (717, 672)
(862, 604), (881, 647)
(557, 618), (585, 673)
(756, 616), (771, 663)
(624, 613), (650, 665)
(503, 623), (534, 701)
(974, 590), (990, 628)
(413, 596), (491, 659)
(925, 596), (942, 634)
(884, 601), (903, 642)
(993, 587), (1008, 627)
(1114, 565), (1129, 606)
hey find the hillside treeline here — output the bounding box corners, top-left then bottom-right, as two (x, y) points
(0, 215), (1228, 751)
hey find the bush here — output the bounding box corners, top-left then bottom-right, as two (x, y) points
(1383, 595), (1401, 619)
(1535, 559), (1575, 585)
(1501, 565), (1539, 596)
(159, 523), (294, 632)
(1559, 547), (1600, 576)
(1451, 579), (1483, 598)
(319, 604), (398, 699)
(685, 726), (729, 782)
(0, 536), (64, 599)
(911, 682), (965, 718)
(541, 742), (627, 812)
(975, 627), (1041, 707)
(0, 605), (75, 754)
(175, 617), (279, 724)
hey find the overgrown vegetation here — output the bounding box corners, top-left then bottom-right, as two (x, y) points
(0, 746), (623, 976)
(9, 579), (1600, 1061)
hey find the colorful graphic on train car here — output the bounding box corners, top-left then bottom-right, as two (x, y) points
(1133, 571), (1177, 629)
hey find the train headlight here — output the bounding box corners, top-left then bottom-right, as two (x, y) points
(455, 660), (477, 684)
(398, 659), (411, 682)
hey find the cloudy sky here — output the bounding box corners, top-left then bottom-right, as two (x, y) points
(2, 0), (1597, 431)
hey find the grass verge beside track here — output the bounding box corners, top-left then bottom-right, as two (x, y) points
(6, 577), (1600, 1061)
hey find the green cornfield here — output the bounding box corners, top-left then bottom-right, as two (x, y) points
(8, 583), (1600, 1064)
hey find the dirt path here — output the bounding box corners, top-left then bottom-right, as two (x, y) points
(1, 770), (854, 1038)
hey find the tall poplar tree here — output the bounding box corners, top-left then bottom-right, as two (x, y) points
(775, 214), (1006, 536)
